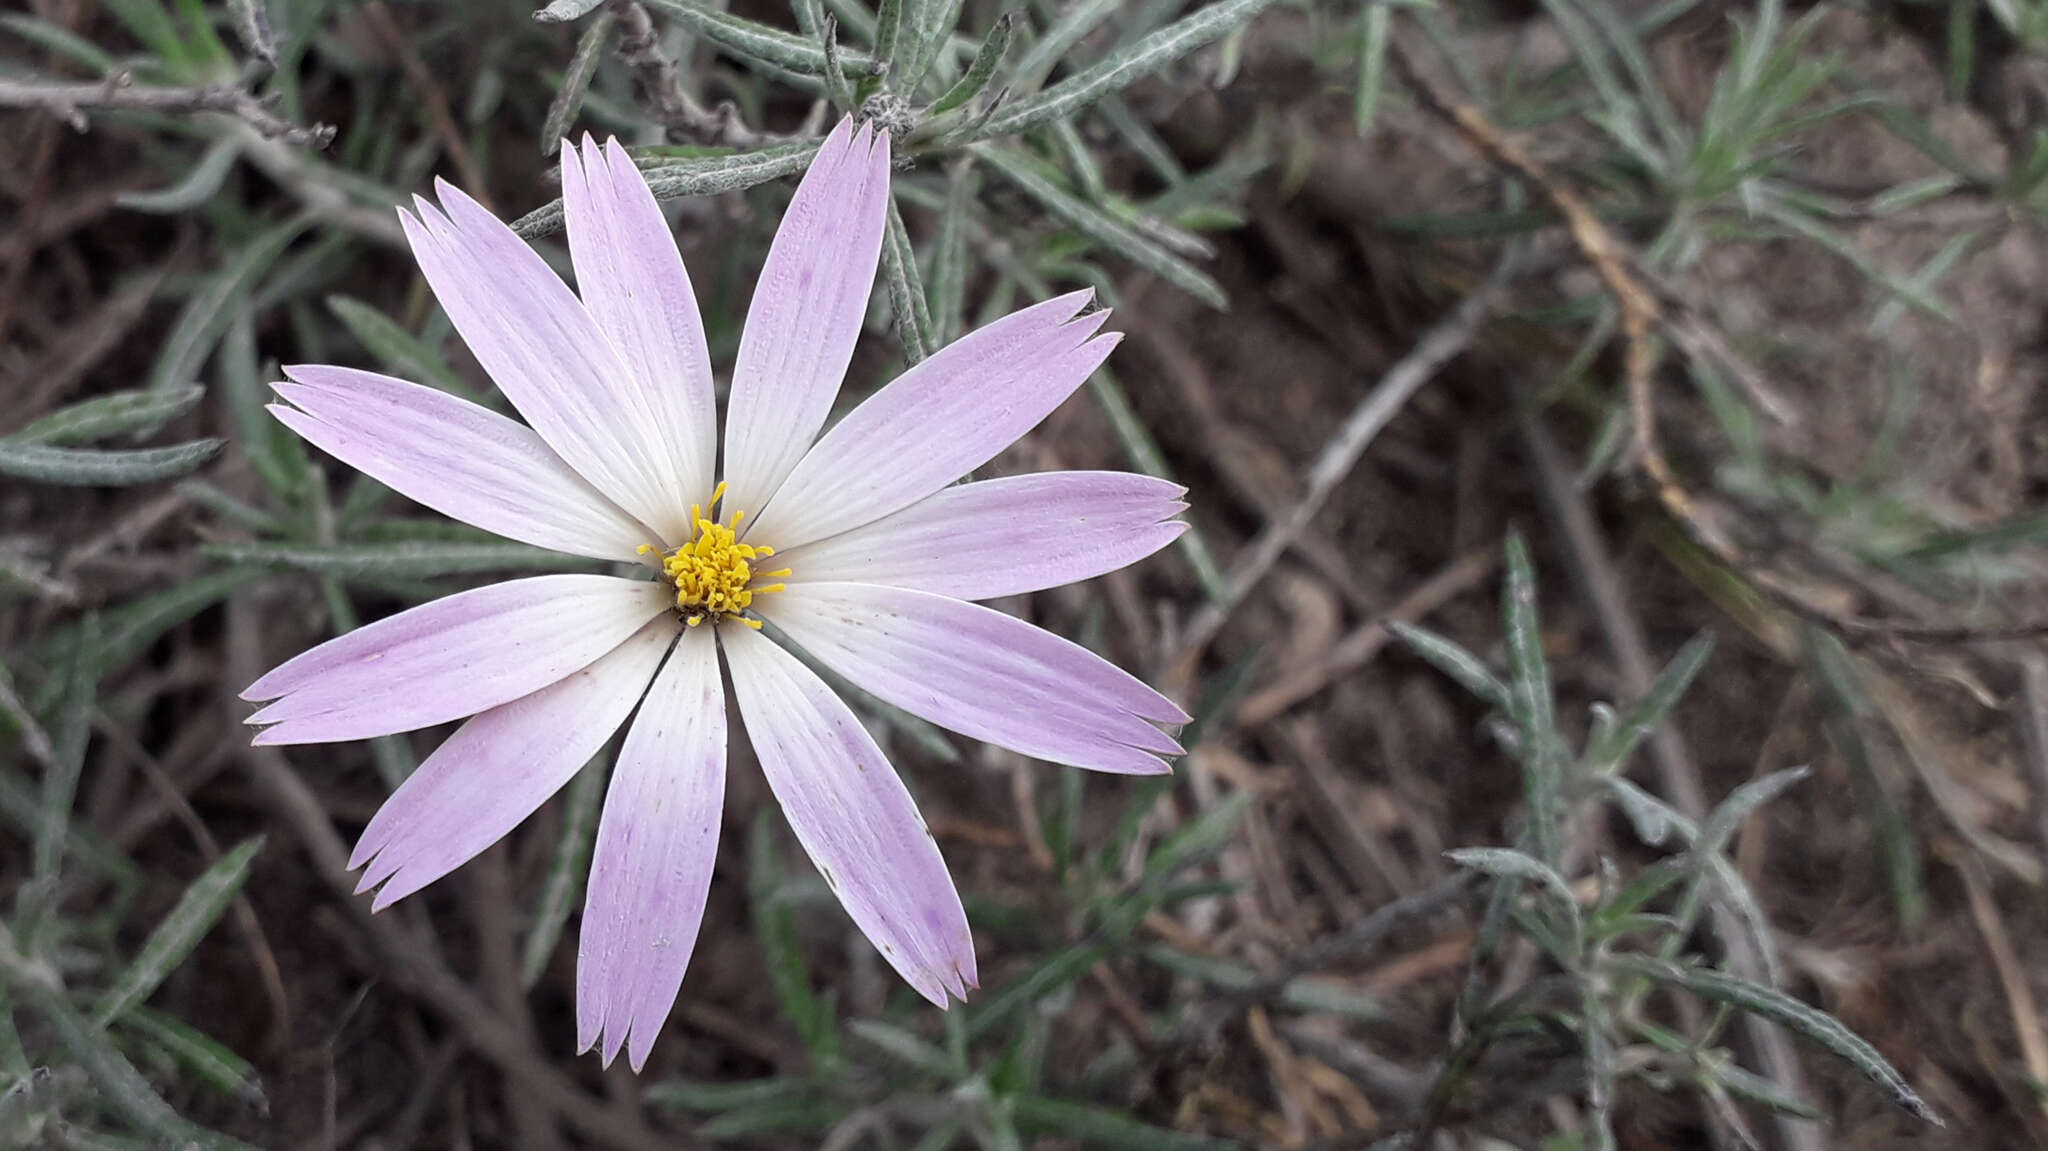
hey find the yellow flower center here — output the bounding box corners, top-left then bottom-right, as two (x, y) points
(639, 482), (790, 629)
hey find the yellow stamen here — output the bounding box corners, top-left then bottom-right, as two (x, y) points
(647, 483), (788, 627)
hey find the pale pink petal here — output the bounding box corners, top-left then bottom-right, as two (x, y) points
(243, 575), (669, 744)
(270, 365), (652, 561)
(720, 625), (975, 1006)
(561, 136), (717, 511)
(760, 583), (1187, 775)
(719, 117), (891, 522)
(401, 187), (693, 542)
(348, 617), (677, 910)
(744, 291), (1118, 550)
(774, 471), (1187, 600)
(577, 626), (726, 1071)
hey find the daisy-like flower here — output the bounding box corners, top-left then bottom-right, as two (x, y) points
(242, 117), (1190, 1069)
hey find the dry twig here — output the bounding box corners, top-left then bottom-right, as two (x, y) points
(1386, 44), (2048, 649)
(613, 0), (807, 148)
(1170, 262), (1514, 676)
(0, 74), (335, 148)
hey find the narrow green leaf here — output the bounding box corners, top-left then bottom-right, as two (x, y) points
(14, 387), (205, 446)
(325, 295), (476, 399)
(99, 0), (191, 67)
(118, 1006), (265, 1107)
(1049, 118), (1109, 203)
(117, 136), (242, 214)
(1143, 792), (1251, 884)
(1614, 956), (1940, 1124)
(35, 616), (97, 886)
(1353, 3), (1392, 135)
(646, 1074), (818, 1112)
(217, 306), (308, 504)
(1706, 1055), (1825, 1120)
(199, 540), (590, 580)
(1755, 197), (1956, 323)
(95, 837), (265, 1027)
(541, 8), (617, 153)
(516, 142), (820, 237)
(151, 217), (308, 393)
(1012, 1095), (1235, 1150)
(1086, 366), (1228, 600)
(903, 0), (965, 90)
(641, 0), (875, 75)
(1501, 532), (1566, 867)
(0, 439), (222, 486)
(1945, 0), (1974, 97)
(974, 0), (1280, 140)
(0, 766), (142, 893)
(926, 10), (1013, 116)
(1143, 945), (1381, 1019)
(1009, 0), (1125, 94)
(1806, 629), (1924, 927)
(1447, 845), (1582, 951)
(32, 568), (267, 705)
(929, 160), (975, 344)
(872, 0), (905, 88)
(1390, 621), (1511, 712)
(18, 983), (259, 1150)
(748, 814), (833, 1054)
(848, 1018), (961, 1076)
(882, 194), (936, 363)
(822, 12), (859, 110)
(1584, 631), (1714, 774)
(696, 1094), (847, 1138)
(966, 944), (1105, 1042)
(1604, 775), (1693, 849)
(1694, 766), (1808, 861)
(1, 14), (118, 74)
(974, 143), (1226, 307)
(521, 757), (606, 987)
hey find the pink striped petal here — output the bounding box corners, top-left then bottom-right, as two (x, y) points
(348, 617), (676, 911)
(775, 471), (1187, 600)
(577, 626), (726, 1071)
(243, 575), (669, 745)
(720, 625), (975, 1006)
(561, 136), (717, 513)
(719, 117), (891, 522)
(747, 291), (1119, 550)
(270, 366), (652, 561)
(401, 185), (693, 543)
(760, 583), (1187, 775)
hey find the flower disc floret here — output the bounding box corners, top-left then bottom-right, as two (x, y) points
(642, 482), (789, 627)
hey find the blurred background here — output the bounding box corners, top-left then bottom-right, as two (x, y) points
(3, 0), (2047, 1147)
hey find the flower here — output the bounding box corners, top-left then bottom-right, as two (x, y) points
(243, 116), (1190, 1070)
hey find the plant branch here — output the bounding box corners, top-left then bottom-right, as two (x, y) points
(0, 74), (335, 148)
(614, 0), (805, 147)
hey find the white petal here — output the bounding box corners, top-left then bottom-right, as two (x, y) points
(760, 583), (1186, 775)
(349, 617), (677, 910)
(272, 365), (652, 561)
(774, 471), (1187, 600)
(401, 186), (693, 541)
(719, 117), (891, 522)
(720, 625), (975, 1006)
(577, 626), (726, 1071)
(243, 575), (669, 744)
(745, 292), (1116, 550)
(562, 136), (718, 513)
